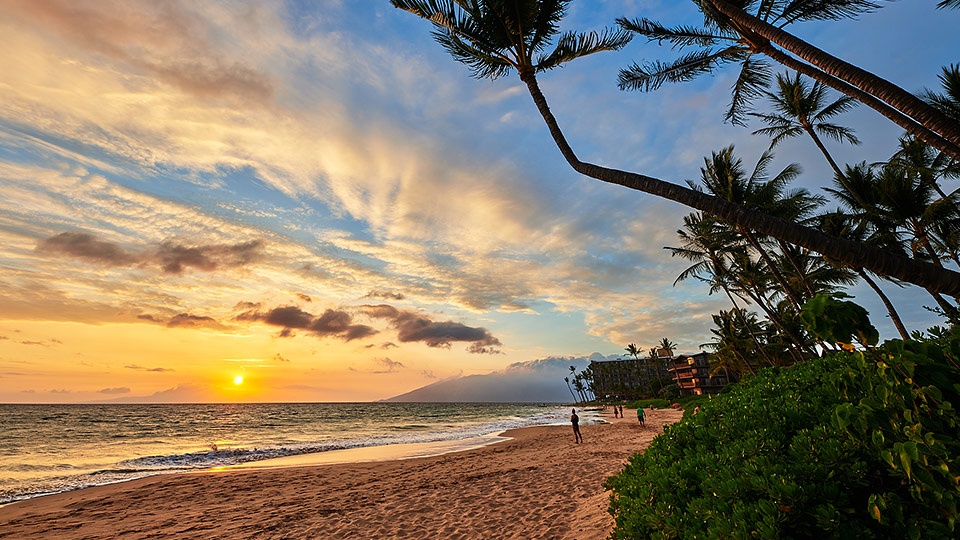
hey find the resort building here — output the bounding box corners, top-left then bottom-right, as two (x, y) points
(589, 356), (669, 400)
(666, 352), (731, 396)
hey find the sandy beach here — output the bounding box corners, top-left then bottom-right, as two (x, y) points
(0, 407), (681, 539)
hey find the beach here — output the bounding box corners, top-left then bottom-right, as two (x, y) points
(0, 407), (681, 539)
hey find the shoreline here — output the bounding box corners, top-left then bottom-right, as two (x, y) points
(0, 407), (681, 539)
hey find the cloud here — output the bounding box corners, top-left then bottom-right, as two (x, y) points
(372, 357), (405, 373)
(365, 290), (405, 301)
(36, 232), (265, 275)
(125, 364), (175, 373)
(2, 0), (275, 105)
(166, 313), (223, 329)
(236, 305), (377, 342)
(35, 231), (136, 266)
(361, 304), (502, 353)
(98, 386), (131, 395)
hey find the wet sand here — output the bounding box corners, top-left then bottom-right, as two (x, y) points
(0, 407), (681, 539)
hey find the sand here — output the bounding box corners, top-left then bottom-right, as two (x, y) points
(0, 407), (681, 539)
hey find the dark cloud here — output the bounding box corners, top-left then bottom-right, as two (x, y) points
(98, 387), (131, 395)
(237, 305), (377, 342)
(125, 364), (174, 373)
(153, 239), (264, 274)
(365, 290), (406, 301)
(20, 340), (46, 346)
(166, 313), (221, 328)
(296, 293), (312, 302)
(137, 314), (163, 323)
(362, 305), (502, 353)
(36, 232), (137, 265)
(272, 353), (290, 363)
(36, 232), (264, 274)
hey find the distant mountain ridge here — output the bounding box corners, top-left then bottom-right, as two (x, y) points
(383, 353), (619, 402)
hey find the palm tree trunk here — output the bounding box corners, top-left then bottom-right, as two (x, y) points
(722, 288), (774, 368)
(763, 44), (960, 160)
(803, 126), (871, 208)
(738, 286), (807, 364)
(857, 269), (910, 340)
(515, 68), (960, 297)
(704, 0), (960, 151)
(741, 229), (806, 314)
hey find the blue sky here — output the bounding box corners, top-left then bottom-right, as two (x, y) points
(0, 1), (957, 402)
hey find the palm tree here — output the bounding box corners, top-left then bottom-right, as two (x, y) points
(694, 0), (960, 156)
(751, 72), (866, 206)
(920, 64), (960, 124)
(817, 210), (911, 339)
(563, 376), (578, 404)
(668, 212), (778, 366)
(392, 0), (960, 297)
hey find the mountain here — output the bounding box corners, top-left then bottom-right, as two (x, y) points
(383, 353), (618, 402)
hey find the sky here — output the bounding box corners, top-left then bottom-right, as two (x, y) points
(1, 1), (957, 403)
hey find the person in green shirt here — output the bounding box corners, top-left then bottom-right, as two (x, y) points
(636, 407), (645, 427)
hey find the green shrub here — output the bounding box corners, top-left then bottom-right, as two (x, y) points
(605, 333), (960, 539)
(630, 398), (672, 409)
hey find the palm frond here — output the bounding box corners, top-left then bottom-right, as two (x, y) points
(813, 94), (858, 120)
(726, 56), (772, 126)
(813, 122), (860, 145)
(780, 0), (882, 24)
(619, 47), (742, 92)
(616, 17), (730, 48)
(939, 0), (960, 9)
(538, 27), (632, 71)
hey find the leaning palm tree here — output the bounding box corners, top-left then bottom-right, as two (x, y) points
(693, 0), (960, 156)
(392, 0), (960, 297)
(751, 72), (866, 206)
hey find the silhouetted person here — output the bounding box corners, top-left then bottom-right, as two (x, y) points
(571, 408), (583, 444)
(613, 405), (619, 418)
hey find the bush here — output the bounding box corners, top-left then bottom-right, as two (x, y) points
(629, 398), (672, 410)
(604, 333), (960, 539)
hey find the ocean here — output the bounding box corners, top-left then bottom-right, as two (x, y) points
(0, 402), (585, 505)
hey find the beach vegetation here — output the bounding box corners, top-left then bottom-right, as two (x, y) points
(605, 321), (960, 539)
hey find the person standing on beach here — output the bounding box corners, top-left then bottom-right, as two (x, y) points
(571, 408), (583, 444)
(636, 407), (645, 427)
(613, 406), (619, 418)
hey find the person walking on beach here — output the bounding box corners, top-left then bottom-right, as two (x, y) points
(636, 407), (645, 427)
(571, 408), (583, 444)
(613, 405), (619, 419)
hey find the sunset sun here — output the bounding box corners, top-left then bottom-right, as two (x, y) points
(233, 375), (244, 385)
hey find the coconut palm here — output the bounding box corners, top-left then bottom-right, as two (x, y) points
(920, 64), (960, 124)
(691, 0), (960, 156)
(668, 212), (779, 366)
(817, 209), (911, 339)
(563, 376), (578, 404)
(695, 146), (813, 313)
(392, 0), (960, 296)
(751, 72), (866, 205)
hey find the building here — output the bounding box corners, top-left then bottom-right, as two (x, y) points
(589, 357), (669, 400)
(666, 352), (731, 396)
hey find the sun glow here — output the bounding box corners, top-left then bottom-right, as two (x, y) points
(233, 375), (244, 385)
